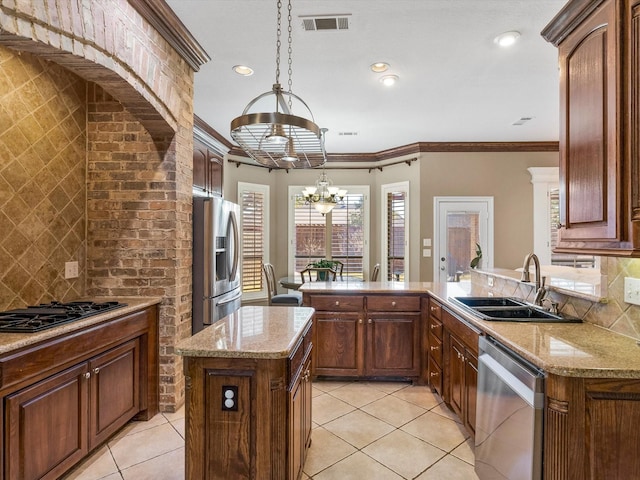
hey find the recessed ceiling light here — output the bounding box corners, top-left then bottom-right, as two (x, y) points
(494, 31), (520, 47)
(370, 62), (390, 73)
(232, 65), (254, 76)
(379, 75), (398, 87)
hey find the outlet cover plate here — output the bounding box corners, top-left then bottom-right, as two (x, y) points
(624, 277), (640, 305)
(65, 261), (79, 279)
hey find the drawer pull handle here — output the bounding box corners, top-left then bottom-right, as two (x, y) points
(430, 372), (438, 377)
(358, 318), (363, 324)
(391, 301), (396, 307)
(430, 345), (439, 351)
(84, 372), (91, 379)
(93, 367), (100, 374)
(430, 324), (438, 330)
(430, 306), (437, 312)
(335, 301), (340, 306)
(368, 319), (372, 324)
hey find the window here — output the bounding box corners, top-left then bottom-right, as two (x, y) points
(549, 189), (596, 268)
(381, 182), (409, 281)
(238, 182), (269, 299)
(289, 185), (369, 278)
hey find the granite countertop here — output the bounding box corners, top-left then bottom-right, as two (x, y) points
(302, 280), (640, 378)
(428, 283), (640, 379)
(0, 297), (162, 355)
(176, 306), (315, 359)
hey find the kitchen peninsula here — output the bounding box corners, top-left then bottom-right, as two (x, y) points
(176, 306), (314, 480)
(301, 280), (640, 478)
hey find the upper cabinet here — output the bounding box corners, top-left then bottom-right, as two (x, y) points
(193, 115), (229, 197)
(542, 0), (640, 256)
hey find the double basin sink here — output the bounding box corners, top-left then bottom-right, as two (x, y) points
(449, 296), (581, 323)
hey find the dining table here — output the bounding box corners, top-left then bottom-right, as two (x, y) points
(279, 275), (363, 290)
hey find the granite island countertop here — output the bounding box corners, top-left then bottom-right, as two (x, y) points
(0, 297), (161, 355)
(176, 306), (315, 359)
(301, 280), (640, 379)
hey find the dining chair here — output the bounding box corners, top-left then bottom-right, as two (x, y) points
(263, 263), (302, 306)
(300, 267), (337, 283)
(371, 263), (380, 281)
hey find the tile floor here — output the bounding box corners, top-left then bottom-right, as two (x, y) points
(63, 380), (479, 480)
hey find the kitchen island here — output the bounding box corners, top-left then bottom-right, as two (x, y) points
(176, 305), (314, 480)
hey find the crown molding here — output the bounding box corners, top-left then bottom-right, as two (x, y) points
(129, 0), (210, 71)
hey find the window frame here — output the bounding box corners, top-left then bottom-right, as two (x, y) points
(381, 181), (409, 282)
(287, 185), (370, 277)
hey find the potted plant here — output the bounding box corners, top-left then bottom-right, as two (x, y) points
(310, 259), (336, 280)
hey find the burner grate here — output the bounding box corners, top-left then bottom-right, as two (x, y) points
(0, 301), (127, 333)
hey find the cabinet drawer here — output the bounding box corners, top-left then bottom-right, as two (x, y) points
(367, 295), (420, 312)
(427, 355), (442, 395)
(428, 299), (442, 319)
(442, 309), (480, 355)
(289, 323), (312, 385)
(428, 331), (442, 366)
(310, 295), (364, 312)
(428, 317), (443, 340)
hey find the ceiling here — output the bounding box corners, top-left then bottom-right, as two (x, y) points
(166, 0), (567, 155)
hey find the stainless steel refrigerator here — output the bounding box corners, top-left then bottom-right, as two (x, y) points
(192, 196), (242, 334)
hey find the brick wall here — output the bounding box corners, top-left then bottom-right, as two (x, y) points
(0, 1), (198, 411)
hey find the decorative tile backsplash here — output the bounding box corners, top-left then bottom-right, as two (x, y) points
(471, 257), (640, 340)
(0, 47), (86, 309)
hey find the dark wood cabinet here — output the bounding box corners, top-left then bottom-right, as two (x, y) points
(307, 293), (420, 380)
(441, 306), (480, 438)
(289, 355), (312, 480)
(425, 298), (444, 395)
(545, 374), (640, 479)
(193, 116), (226, 197)
(542, 0), (640, 255)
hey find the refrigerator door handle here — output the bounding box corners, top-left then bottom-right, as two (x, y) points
(218, 291), (243, 306)
(228, 209), (239, 282)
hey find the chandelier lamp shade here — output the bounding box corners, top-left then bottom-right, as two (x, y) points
(302, 170), (347, 215)
(230, 0), (327, 169)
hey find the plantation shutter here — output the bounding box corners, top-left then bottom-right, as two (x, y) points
(241, 190), (265, 292)
(330, 193), (364, 278)
(386, 191), (406, 281)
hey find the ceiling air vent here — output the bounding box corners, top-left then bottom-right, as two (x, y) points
(338, 131), (359, 136)
(301, 14), (351, 31)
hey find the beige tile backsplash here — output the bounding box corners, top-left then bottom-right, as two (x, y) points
(472, 257), (640, 340)
(0, 47), (86, 309)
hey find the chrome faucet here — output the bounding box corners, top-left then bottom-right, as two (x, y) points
(521, 253), (546, 306)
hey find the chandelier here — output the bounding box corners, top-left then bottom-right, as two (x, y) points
(302, 170), (347, 215)
(230, 0), (326, 169)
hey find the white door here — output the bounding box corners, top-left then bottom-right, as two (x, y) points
(434, 197), (493, 283)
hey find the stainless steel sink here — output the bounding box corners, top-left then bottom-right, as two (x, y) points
(449, 296), (582, 323)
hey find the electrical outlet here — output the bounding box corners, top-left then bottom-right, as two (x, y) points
(624, 277), (640, 305)
(221, 385), (238, 411)
(487, 276), (494, 287)
(65, 261), (79, 279)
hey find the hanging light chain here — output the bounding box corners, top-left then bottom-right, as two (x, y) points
(287, 0), (293, 110)
(275, 0), (283, 85)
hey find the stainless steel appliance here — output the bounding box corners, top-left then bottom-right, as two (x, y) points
(0, 301), (127, 332)
(475, 336), (545, 480)
(192, 196), (241, 333)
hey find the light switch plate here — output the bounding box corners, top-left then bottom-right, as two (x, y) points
(624, 277), (640, 305)
(423, 248), (431, 257)
(487, 276), (494, 287)
(423, 238), (431, 247)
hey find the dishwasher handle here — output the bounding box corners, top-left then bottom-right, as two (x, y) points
(479, 353), (544, 408)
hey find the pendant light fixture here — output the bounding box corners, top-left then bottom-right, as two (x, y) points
(302, 168), (347, 216)
(230, 0), (327, 169)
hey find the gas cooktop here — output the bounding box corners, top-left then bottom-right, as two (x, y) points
(0, 301), (128, 333)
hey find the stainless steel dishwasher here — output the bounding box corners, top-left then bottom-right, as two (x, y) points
(475, 336), (545, 480)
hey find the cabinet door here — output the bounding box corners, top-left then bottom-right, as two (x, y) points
(5, 363), (89, 480)
(557, 0), (621, 246)
(464, 349), (478, 436)
(447, 335), (465, 419)
(302, 357), (313, 451)
(193, 144), (209, 194)
(313, 312), (363, 376)
(366, 313), (420, 377)
(89, 339), (140, 448)
(289, 374), (304, 480)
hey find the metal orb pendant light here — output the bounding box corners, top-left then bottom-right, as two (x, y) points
(302, 168), (347, 215)
(230, 0), (327, 169)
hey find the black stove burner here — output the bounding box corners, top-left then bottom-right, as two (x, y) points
(0, 301), (127, 333)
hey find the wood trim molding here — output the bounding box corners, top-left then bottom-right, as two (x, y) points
(194, 115), (234, 156)
(541, 0), (608, 46)
(129, 0), (210, 71)
(228, 141), (559, 166)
